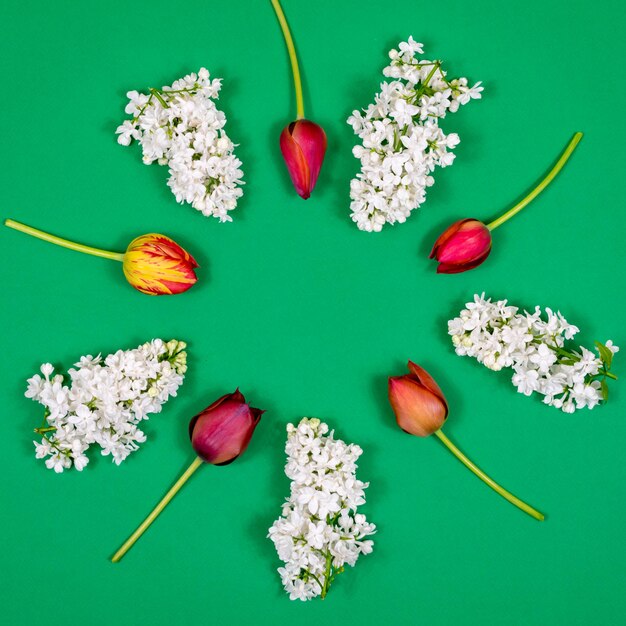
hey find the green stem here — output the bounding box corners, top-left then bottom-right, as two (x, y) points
(320, 551), (332, 599)
(111, 457), (204, 562)
(414, 61), (441, 99)
(487, 132), (583, 231)
(270, 0), (305, 120)
(434, 430), (544, 521)
(149, 88), (169, 108)
(4, 219), (124, 261)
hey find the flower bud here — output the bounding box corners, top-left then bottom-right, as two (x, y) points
(388, 361), (448, 437)
(279, 119), (327, 199)
(189, 390), (263, 465)
(123, 234), (198, 295)
(429, 218), (491, 274)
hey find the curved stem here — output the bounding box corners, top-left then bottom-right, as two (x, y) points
(111, 457), (204, 562)
(487, 132), (583, 231)
(270, 0), (305, 120)
(4, 219), (124, 261)
(434, 430), (544, 521)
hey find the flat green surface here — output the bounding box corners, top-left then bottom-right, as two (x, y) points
(1, 0), (624, 624)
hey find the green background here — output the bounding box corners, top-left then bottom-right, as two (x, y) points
(1, 0), (624, 624)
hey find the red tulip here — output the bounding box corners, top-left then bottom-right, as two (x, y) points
(388, 361), (544, 521)
(430, 218), (491, 274)
(429, 133), (584, 273)
(388, 360), (448, 436)
(280, 120), (327, 199)
(189, 390), (264, 465)
(112, 389), (264, 562)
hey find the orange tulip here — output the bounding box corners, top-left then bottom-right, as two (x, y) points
(389, 361), (544, 521)
(388, 360), (448, 436)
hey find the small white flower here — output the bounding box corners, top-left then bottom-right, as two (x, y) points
(348, 39), (481, 231)
(268, 418), (376, 601)
(26, 339), (187, 472)
(448, 294), (617, 412)
(117, 68), (244, 221)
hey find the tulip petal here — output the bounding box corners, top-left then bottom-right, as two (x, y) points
(280, 124), (311, 199)
(436, 226), (491, 265)
(429, 218), (472, 259)
(388, 376), (447, 437)
(407, 361), (448, 410)
(290, 120), (327, 194)
(436, 244), (491, 274)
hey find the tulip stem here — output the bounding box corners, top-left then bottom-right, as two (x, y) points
(487, 132), (583, 231)
(111, 456), (204, 563)
(434, 430), (544, 521)
(4, 219), (124, 261)
(270, 0), (305, 120)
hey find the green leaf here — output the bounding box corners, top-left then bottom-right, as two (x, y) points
(601, 379), (609, 402)
(595, 341), (614, 368)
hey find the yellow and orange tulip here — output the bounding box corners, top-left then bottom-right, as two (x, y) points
(4, 220), (199, 296)
(123, 234), (198, 295)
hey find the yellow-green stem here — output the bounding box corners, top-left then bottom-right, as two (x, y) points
(487, 132), (583, 231)
(434, 430), (544, 521)
(4, 219), (124, 261)
(111, 457), (204, 563)
(270, 0), (305, 120)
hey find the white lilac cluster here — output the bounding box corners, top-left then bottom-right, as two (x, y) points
(268, 418), (376, 601)
(26, 339), (187, 472)
(347, 37), (483, 232)
(448, 294), (618, 412)
(116, 68), (243, 221)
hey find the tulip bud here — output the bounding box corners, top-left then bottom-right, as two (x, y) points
(279, 119), (327, 199)
(388, 361), (448, 437)
(386, 360), (545, 521)
(123, 234), (198, 295)
(189, 389), (263, 465)
(430, 218), (492, 274)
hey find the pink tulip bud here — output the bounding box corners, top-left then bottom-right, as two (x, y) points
(279, 119), (327, 199)
(388, 361), (448, 437)
(189, 390), (263, 465)
(430, 218), (492, 274)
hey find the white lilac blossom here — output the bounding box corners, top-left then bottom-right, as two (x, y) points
(448, 294), (618, 412)
(26, 339), (187, 473)
(116, 68), (243, 221)
(347, 37), (483, 232)
(268, 418), (376, 601)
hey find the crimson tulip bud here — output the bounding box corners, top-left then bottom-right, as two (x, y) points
(388, 361), (448, 436)
(279, 120), (327, 199)
(111, 389), (264, 562)
(189, 389), (263, 465)
(429, 218), (492, 274)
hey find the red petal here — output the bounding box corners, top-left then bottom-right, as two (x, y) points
(290, 120), (327, 195)
(280, 124), (311, 198)
(406, 361), (448, 411)
(436, 244), (492, 274)
(429, 219), (469, 259)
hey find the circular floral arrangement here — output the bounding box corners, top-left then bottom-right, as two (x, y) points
(3, 0), (619, 605)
